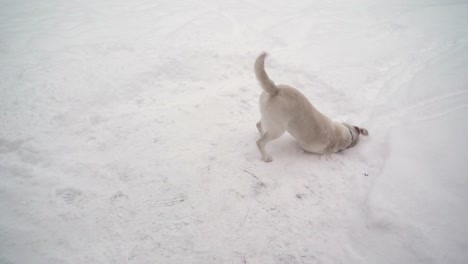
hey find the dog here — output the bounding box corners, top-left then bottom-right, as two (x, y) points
(254, 52), (368, 162)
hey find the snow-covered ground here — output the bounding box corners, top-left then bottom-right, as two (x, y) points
(1, 0), (467, 263)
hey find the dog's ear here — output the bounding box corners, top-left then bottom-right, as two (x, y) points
(353, 125), (369, 136)
(359, 128), (369, 136)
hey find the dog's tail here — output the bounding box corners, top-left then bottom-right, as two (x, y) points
(254, 52), (278, 96)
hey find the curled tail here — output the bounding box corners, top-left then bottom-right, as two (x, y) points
(254, 52), (278, 96)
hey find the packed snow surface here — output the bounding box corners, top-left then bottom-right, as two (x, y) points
(1, 0), (467, 263)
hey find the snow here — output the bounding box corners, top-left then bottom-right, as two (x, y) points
(1, 0), (467, 263)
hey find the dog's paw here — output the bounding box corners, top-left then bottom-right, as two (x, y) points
(263, 155), (273, 162)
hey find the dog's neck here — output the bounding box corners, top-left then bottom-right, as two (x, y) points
(337, 123), (354, 150)
(347, 126), (354, 143)
(343, 125), (355, 149)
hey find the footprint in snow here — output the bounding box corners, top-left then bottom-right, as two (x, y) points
(148, 194), (186, 208)
(55, 187), (83, 204)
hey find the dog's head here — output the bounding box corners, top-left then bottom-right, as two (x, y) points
(343, 123), (369, 149)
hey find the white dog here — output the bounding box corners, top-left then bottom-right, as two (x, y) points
(255, 52), (368, 162)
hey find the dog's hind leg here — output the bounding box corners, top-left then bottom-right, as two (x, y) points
(256, 121), (265, 135)
(256, 129), (284, 162)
